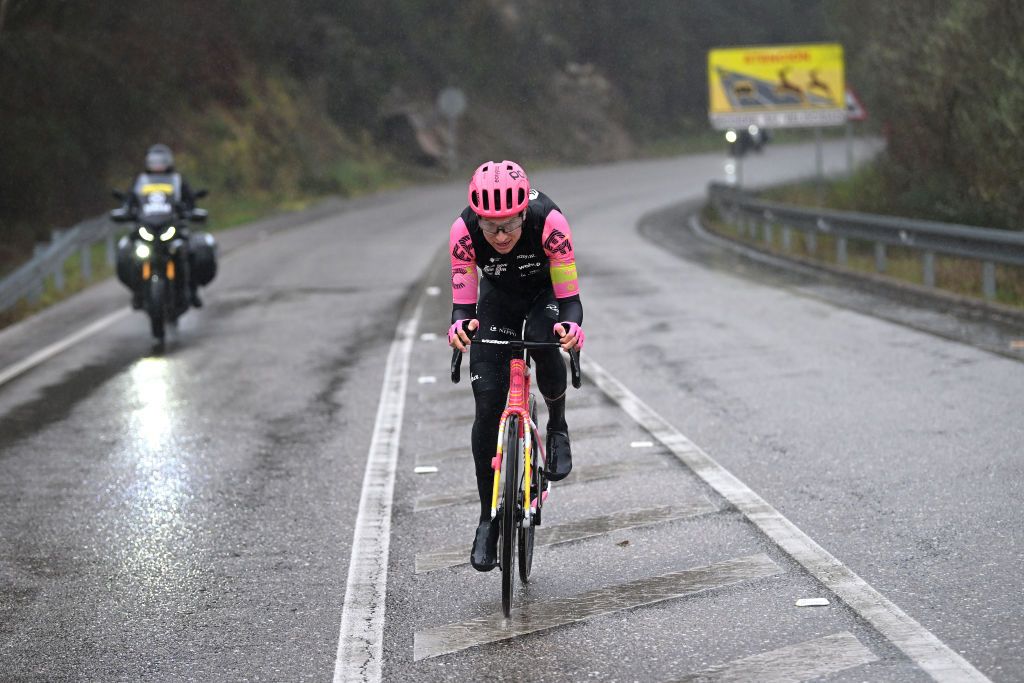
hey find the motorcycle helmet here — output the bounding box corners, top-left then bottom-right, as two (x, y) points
(467, 160), (530, 219)
(145, 144), (175, 173)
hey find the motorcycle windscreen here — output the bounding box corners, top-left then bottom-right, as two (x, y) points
(133, 172), (181, 219)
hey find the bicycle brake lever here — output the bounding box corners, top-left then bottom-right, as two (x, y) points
(451, 348), (463, 384)
(569, 349), (582, 388)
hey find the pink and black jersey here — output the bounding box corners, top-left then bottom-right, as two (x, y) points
(449, 189), (582, 324)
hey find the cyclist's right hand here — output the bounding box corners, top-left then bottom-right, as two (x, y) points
(448, 318), (478, 352)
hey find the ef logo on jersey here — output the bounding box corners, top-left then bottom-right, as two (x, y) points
(452, 234), (474, 261)
(544, 229), (572, 257)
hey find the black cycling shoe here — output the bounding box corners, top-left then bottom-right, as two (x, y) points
(470, 519), (499, 572)
(546, 430), (572, 481)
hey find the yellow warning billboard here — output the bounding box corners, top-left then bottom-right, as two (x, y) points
(708, 43), (845, 129)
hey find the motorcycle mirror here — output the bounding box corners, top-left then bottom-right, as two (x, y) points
(109, 208), (133, 222)
(194, 189), (209, 199)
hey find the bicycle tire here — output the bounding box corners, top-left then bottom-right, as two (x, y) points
(501, 416), (519, 617)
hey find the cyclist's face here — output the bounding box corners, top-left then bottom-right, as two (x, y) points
(479, 213), (524, 253)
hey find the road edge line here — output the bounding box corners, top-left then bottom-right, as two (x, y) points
(331, 292), (425, 682)
(580, 354), (991, 683)
(0, 308), (130, 388)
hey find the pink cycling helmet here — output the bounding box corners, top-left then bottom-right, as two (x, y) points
(467, 160), (530, 219)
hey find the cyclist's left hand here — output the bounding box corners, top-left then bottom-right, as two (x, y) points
(553, 322), (585, 352)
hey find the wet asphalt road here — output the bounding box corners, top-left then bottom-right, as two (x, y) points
(2, 141), (1022, 682)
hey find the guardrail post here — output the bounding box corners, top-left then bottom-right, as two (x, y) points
(923, 251), (935, 287)
(29, 243), (46, 303)
(982, 261), (996, 300)
(874, 243), (887, 274)
(806, 230), (817, 256)
(782, 226), (792, 252)
(105, 231), (116, 267)
(836, 237), (847, 266)
(80, 245), (92, 282)
(50, 230), (65, 292)
(764, 220), (773, 247)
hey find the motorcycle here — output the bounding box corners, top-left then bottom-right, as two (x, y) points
(110, 182), (210, 342)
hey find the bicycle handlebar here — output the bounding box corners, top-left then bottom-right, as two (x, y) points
(449, 327), (581, 388)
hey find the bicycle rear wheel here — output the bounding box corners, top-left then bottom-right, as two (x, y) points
(501, 416), (520, 617)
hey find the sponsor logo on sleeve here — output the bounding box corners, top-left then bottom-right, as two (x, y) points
(452, 234), (474, 261)
(543, 229), (572, 256)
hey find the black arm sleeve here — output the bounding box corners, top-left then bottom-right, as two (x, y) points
(451, 304), (477, 324)
(557, 294), (582, 325)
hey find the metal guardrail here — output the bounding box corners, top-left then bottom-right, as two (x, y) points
(0, 214), (122, 314)
(708, 182), (1024, 300)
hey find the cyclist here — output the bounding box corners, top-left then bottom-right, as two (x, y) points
(447, 160), (585, 571)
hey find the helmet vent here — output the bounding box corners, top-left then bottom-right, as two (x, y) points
(492, 189), (501, 211)
(505, 188), (513, 211)
(481, 189), (490, 211)
(471, 190), (479, 207)
(518, 188), (526, 205)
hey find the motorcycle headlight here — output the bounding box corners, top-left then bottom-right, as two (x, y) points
(138, 226), (155, 241)
(159, 226), (176, 242)
(725, 130), (738, 143)
(135, 244), (151, 259)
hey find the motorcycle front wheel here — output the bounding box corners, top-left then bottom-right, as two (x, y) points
(148, 276), (166, 341)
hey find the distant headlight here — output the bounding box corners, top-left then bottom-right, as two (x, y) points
(748, 125), (759, 136)
(135, 244), (151, 259)
(159, 226), (176, 241)
(725, 130), (738, 143)
(138, 227), (155, 241)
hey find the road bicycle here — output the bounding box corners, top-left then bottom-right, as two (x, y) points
(451, 325), (581, 616)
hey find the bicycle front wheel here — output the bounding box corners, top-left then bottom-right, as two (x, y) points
(501, 416), (520, 617)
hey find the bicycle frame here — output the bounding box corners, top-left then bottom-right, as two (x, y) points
(490, 357), (545, 526)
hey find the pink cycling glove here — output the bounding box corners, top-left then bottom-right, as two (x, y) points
(448, 319), (477, 346)
(553, 321), (585, 350)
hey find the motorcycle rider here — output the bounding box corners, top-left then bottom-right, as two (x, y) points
(447, 160), (585, 571)
(115, 144), (203, 308)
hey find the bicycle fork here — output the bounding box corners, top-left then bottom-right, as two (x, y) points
(491, 409), (547, 527)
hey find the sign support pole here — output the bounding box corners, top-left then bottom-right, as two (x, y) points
(846, 120), (854, 176)
(815, 126), (824, 206)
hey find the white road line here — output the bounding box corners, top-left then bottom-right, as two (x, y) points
(668, 631), (878, 683)
(581, 355), (992, 683)
(332, 296), (424, 683)
(413, 553), (782, 661)
(415, 501), (716, 573)
(0, 308), (129, 388)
